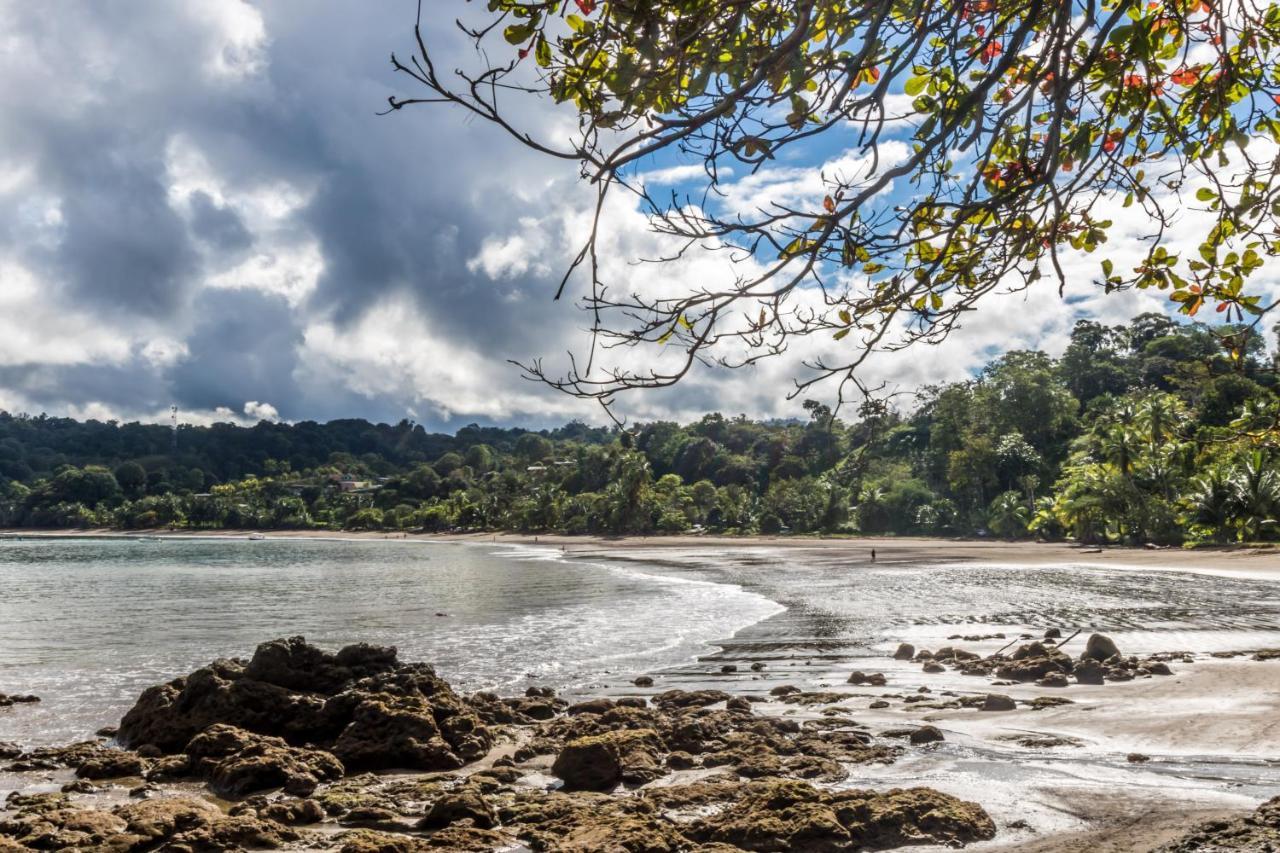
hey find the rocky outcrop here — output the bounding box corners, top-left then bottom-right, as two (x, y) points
(1158, 795), (1280, 851)
(0, 793), (300, 852)
(184, 723), (344, 797)
(551, 728), (666, 790)
(117, 637), (491, 774)
(670, 779), (995, 851)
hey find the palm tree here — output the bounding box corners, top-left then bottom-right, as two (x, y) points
(1188, 469), (1237, 542)
(1230, 451), (1280, 541)
(987, 491), (1030, 539)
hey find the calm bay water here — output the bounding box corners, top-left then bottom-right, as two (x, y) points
(0, 537), (781, 746)
(6, 536), (1280, 750)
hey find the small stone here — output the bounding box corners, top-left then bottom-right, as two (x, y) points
(869, 700), (890, 709)
(1044, 628), (1063, 639)
(720, 665), (738, 674)
(632, 676), (654, 687)
(1127, 753), (1150, 763)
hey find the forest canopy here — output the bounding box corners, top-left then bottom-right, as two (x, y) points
(391, 0), (1280, 414)
(3, 314), (1279, 544)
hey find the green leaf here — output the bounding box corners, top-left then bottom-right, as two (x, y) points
(1195, 187), (1216, 202)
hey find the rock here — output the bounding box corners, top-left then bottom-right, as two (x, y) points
(498, 789), (685, 852)
(725, 696), (752, 713)
(1159, 794), (1280, 851)
(1044, 628), (1063, 639)
(418, 787), (497, 830)
(893, 643), (915, 660)
(168, 813), (301, 850)
(336, 828), (435, 852)
(750, 662), (766, 671)
(1027, 696), (1074, 711)
(1074, 658), (1106, 685)
(241, 798), (327, 826)
(1127, 752), (1150, 763)
(1037, 672), (1069, 688)
(1083, 633), (1121, 662)
(632, 676), (654, 687)
(869, 700), (890, 709)
(981, 694), (1017, 712)
(680, 779), (995, 851)
(1142, 661), (1173, 676)
(75, 749), (147, 779)
(666, 751), (697, 769)
(651, 689), (730, 710)
(114, 796), (225, 842)
(922, 661), (946, 674)
(332, 693), (477, 773)
(909, 725), (945, 745)
(525, 685), (555, 698)
(185, 723), (344, 798)
(117, 637), (491, 774)
(567, 698), (616, 715)
(769, 684), (801, 697)
(551, 728), (666, 791)
(719, 665), (738, 674)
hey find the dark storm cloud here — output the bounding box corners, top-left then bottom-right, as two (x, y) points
(0, 0), (602, 427)
(188, 191), (253, 254)
(165, 288), (302, 416)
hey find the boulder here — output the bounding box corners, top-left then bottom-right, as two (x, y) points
(551, 728), (666, 791)
(1074, 658), (1105, 685)
(1044, 628), (1063, 639)
(185, 724), (343, 798)
(632, 676), (654, 687)
(893, 643), (915, 660)
(909, 725), (945, 745)
(1083, 633), (1121, 662)
(75, 749), (147, 780)
(567, 698), (616, 716)
(418, 787), (497, 830)
(981, 694), (1016, 712)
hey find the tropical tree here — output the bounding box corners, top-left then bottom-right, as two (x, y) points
(393, 0), (1280, 415)
(987, 491), (1029, 539)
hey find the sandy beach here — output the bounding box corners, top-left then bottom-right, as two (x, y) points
(9, 527), (1280, 575)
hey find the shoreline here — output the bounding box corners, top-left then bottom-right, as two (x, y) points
(6, 526), (1280, 578)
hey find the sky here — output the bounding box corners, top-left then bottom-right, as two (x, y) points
(0, 1), (1268, 432)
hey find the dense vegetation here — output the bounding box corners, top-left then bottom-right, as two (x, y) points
(3, 313), (1279, 545)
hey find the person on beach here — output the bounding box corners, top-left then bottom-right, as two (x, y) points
(871, 548), (876, 562)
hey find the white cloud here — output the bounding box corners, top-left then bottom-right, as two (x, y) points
(243, 400), (280, 421)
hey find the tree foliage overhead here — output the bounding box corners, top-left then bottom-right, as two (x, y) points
(392, 0), (1280, 411)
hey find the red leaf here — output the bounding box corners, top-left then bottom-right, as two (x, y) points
(575, 0), (597, 14)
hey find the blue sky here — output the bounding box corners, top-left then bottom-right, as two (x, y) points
(0, 1), (1262, 431)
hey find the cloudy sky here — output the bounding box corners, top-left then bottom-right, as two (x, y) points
(0, 2), (1264, 431)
